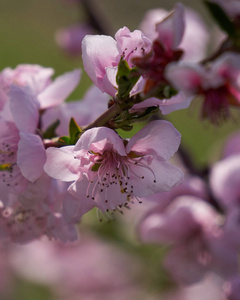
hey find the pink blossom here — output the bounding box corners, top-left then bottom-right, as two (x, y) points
(82, 26), (152, 96)
(139, 175), (208, 212)
(0, 119), (29, 204)
(139, 5), (209, 62)
(0, 64), (53, 111)
(45, 120), (183, 217)
(154, 3), (185, 52)
(138, 194), (237, 284)
(165, 52), (240, 123)
(0, 175), (77, 244)
(10, 235), (142, 299)
(0, 84), (78, 243)
(0, 64), (81, 113)
(210, 154), (240, 209)
(139, 195), (219, 246)
(0, 65), (81, 194)
(55, 24), (95, 56)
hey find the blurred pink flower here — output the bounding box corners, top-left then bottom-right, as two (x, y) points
(210, 154), (240, 209)
(139, 192), (238, 284)
(165, 52), (240, 123)
(0, 64), (81, 114)
(55, 24), (94, 56)
(139, 5), (209, 62)
(10, 235), (142, 300)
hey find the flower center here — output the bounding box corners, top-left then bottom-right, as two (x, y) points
(86, 150), (157, 210)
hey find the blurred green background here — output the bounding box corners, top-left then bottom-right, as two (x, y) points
(1, 0), (239, 167)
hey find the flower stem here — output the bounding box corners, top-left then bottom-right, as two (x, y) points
(82, 102), (122, 131)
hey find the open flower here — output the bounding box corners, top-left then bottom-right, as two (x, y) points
(44, 120), (183, 218)
(165, 52), (240, 123)
(82, 26), (152, 96)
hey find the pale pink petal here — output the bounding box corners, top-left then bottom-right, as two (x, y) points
(139, 8), (168, 41)
(131, 92), (192, 115)
(103, 66), (118, 96)
(164, 245), (206, 284)
(212, 52), (240, 90)
(210, 154), (240, 209)
(139, 208), (198, 245)
(159, 93), (193, 114)
(75, 127), (126, 156)
(180, 8), (209, 62)
(9, 85), (39, 133)
(38, 69), (81, 109)
(44, 146), (80, 181)
(130, 160), (183, 197)
(130, 76), (146, 96)
(156, 3), (185, 50)
(165, 63), (206, 94)
(63, 191), (95, 222)
(17, 132), (46, 182)
(82, 35), (119, 91)
(126, 120), (181, 160)
(115, 27), (152, 65)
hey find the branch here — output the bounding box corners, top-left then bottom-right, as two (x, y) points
(82, 102), (122, 131)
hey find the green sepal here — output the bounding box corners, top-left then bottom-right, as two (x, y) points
(43, 119), (60, 139)
(58, 136), (71, 145)
(204, 1), (236, 37)
(116, 58), (140, 99)
(119, 124), (133, 131)
(69, 117), (82, 144)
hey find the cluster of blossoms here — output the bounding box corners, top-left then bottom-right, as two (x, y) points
(2, 0), (240, 299)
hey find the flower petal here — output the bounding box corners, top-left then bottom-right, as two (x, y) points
(38, 69), (81, 109)
(17, 132), (46, 182)
(82, 35), (119, 91)
(9, 85), (39, 133)
(126, 120), (181, 160)
(44, 146), (80, 182)
(75, 127), (126, 156)
(130, 160), (183, 197)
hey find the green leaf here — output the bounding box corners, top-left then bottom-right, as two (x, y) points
(69, 117), (82, 144)
(204, 1), (236, 37)
(116, 58), (140, 99)
(43, 119), (60, 139)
